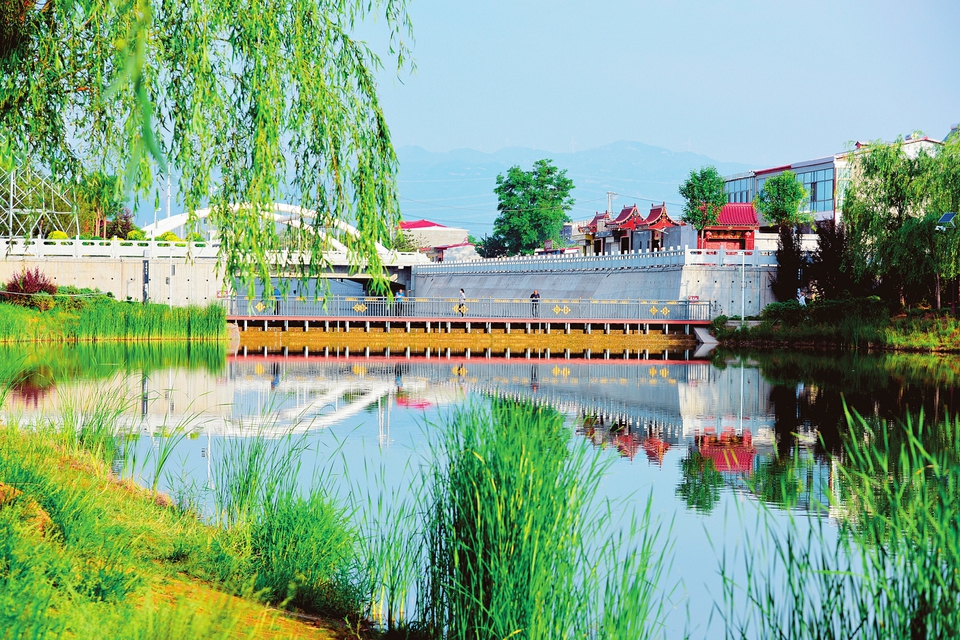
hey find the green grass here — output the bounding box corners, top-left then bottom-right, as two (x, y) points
(363, 400), (671, 639)
(716, 298), (960, 352)
(0, 299), (226, 343)
(722, 409), (960, 639)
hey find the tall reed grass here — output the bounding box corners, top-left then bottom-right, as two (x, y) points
(0, 299), (226, 343)
(722, 408), (960, 639)
(362, 400), (671, 639)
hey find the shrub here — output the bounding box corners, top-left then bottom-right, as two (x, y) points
(185, 231), (204, 243)
(711, 315), (729, 331)
(157, 231), (181, 242)
(48, 231), (69, 240)
(126, 230), (145, 241)
(2, 268), (57, 307)
(33, 292), (55, 312)
(760, 300), (807, 326)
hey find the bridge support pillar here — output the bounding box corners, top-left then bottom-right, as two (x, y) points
(506, 323), (511, 334)
(366, 321), (370, 332)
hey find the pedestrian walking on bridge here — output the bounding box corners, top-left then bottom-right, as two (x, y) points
(530, 290), (541, 317)
(459, 288), (466, 317)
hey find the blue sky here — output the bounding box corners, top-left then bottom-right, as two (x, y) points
(367, 0), (960, 167)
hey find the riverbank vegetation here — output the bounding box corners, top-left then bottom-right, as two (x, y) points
(0, 269), (225, 342)
(715, 297), (960, 351)
(715, 297), (960, 352)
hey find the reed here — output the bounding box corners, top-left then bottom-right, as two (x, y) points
(363, 400), (671, 639)
(0, 299), (226, 343)
(722, 408), (960, 639)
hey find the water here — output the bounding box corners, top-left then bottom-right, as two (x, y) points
(1, 344), (956, 637)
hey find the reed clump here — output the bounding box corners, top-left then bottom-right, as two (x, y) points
(723, 409), (960, 639)
(366, 400), (670, 639)
(0, 297), (226, 343)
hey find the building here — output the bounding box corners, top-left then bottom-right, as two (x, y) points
(723, 136), (943, 226)
(578, 205), (697, 255)
(400, 219), (469, 249)
(700, 203), (759, 251)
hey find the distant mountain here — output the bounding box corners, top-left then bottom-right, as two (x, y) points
(396, 141), (754, 237)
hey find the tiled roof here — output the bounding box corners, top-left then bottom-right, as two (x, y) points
(715, 203), (758, 227)
(401, 219), (448, 230)
(579, 212), (610, 233)
(613, 204), (641, 224)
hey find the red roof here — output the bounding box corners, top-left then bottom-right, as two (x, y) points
(714, 203), (758, 227)
(613, 204), (641, 225)
(579, 211), (611, 234)
(401, 219), (448, 230)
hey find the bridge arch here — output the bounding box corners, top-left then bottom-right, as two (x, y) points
(140, 202), (389, 254)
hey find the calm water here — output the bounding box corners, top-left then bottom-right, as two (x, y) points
(2, 343), (957, 637)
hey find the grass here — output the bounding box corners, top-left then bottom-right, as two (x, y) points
(0, 298), (226, 343)
(364, 400), (671, 639)
(716, 298), (960, 352)
(0, 423), (358, 638)
(722, 408), (960, 639)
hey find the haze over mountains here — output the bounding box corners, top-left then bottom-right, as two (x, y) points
(397, 141), (753, 238)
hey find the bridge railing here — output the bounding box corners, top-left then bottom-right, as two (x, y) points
(0, 238), (428, 266)
(228, 296), (717, 321)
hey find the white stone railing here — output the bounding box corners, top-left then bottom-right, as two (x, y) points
(0, 238), (429, 267)
(412, 246), (776, 276)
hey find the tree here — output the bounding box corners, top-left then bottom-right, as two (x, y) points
(809, 220), (858, 299)
(754, 170), (810, 230)
(75, 173), (123, 238)
(482, 159), (575, 256)
(843, 138), (933, 303)
(679, 166), (726, 246)
(2, 0), (412, 295)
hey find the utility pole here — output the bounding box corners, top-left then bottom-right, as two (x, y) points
(606, 191), (618, 215)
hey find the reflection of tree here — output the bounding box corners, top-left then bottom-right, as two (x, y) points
(676, 448), (723, 514)
(748, 453), (817, 511)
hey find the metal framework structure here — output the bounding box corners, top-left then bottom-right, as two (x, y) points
(0, 166), (78, 239)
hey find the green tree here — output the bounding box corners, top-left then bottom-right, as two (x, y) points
(75, 173), (123, 238)
(676, 449), (723, 514)
(754, 170), (810, 230)
(481, 159), (575, 256)
(679, 166), (726, 245)
(2, 0), (412, 294)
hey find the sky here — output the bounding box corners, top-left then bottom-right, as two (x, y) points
(365, 0), (960, 167)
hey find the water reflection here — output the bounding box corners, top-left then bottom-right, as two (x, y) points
(1, 345), (958, 519)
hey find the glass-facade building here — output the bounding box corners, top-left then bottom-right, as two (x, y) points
(724, 156), (843, 225)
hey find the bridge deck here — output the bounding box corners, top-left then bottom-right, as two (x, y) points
(228, 314), (712, 326)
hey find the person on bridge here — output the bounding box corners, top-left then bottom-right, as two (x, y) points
(530, 290), (541, 317)
(395, 289), (405, 316)
(458, 288), (466, 317)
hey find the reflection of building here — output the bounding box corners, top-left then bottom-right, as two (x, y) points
(695, 429), (755, 473)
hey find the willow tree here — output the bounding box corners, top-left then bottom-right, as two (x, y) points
(1, 0), (412, 294)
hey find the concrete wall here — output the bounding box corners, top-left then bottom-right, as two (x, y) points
(0, 256), (222, 306)
(413, 264), (775, 316)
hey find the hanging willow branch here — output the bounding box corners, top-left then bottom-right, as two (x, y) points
(0, 0), (412, 294)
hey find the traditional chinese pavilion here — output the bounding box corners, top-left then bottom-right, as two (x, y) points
(608, 202), (688, 253)
(578, 211), (611, 255)
(699, 203), (759, 251)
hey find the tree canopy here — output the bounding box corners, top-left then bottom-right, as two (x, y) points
(754, 170), (810, 229)
(841, 135), (960, 308)
(1, 0), (413, 295)
(679, 166), (726, 241)
(478, 159), (574, 257)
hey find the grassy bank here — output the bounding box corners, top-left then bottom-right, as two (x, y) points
(716, 298), (960, 352)
(0, 298), (226, 342)
(0, 419), (365, 638)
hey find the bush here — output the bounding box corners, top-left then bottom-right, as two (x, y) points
(185, 231), (204, 243)
(2, 268), (57, 308)
(126, 230), (145, 241)
(48, 231), (69, 240)
(711, 315), (729, 331)
(760, 300), (807, 326)
(157, 231), (181, 242)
